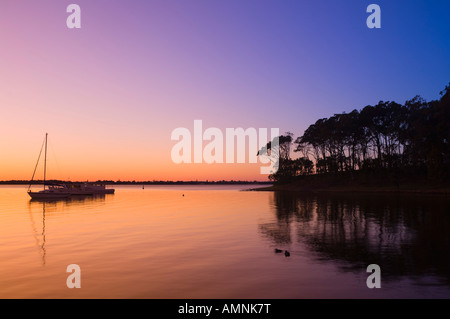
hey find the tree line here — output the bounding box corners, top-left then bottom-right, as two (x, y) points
(259, 83), (450, 183)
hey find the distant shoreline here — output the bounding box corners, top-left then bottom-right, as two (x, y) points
(0, 180), (272, 186)
(5, 179), (449, 195)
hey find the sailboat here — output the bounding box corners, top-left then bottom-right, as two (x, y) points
(28, 133), (71, 200)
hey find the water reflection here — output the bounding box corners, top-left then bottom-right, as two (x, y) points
(29, 194), (108, 207)
(26, 194), (111, 266)
(260, 192), (450, 284)
(27, 201), (47, 266)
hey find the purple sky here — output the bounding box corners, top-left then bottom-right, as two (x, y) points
(1, 0), (449, 180)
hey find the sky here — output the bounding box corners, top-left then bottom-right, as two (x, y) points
(1, 0), (449, 181)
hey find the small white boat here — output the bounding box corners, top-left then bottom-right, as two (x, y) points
(84, 183), (115, 194)
(66, 182), (115, 195)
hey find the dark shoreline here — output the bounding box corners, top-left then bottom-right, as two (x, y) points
(247, 175), (450, 195)
(250, 184), (450, 195)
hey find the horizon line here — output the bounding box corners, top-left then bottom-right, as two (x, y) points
(0, 179), (272, 184)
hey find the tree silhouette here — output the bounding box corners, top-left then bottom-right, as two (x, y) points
(262, 83), (450, 183)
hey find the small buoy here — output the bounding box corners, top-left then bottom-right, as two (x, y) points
(274, 248), (283, 253)
(284, 250), (290, 257)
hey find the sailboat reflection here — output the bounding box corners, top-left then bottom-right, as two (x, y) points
(29, 194), (108, 205)
(27, 201), (46, 266)
(27, 194), (110, 266)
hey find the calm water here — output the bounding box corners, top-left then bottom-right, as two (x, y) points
(1, 184), (450, 298)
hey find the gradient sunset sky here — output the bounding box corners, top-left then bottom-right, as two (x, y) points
(1, 1), (449, 181)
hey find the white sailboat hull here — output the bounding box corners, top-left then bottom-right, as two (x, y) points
(28, 190), (71, 199)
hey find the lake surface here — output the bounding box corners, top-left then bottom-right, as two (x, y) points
(1, 184), (450, 298)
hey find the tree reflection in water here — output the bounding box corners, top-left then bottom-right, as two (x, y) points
(259, 191), (450, 284)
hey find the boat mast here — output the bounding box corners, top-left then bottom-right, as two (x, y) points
(43, 133), (48, 190)
(28, 135), (45, 192)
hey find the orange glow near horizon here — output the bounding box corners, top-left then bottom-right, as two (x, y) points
(0, 132), (272, 182)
